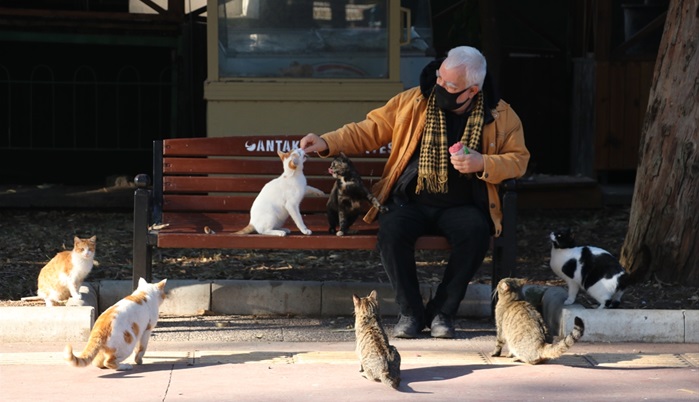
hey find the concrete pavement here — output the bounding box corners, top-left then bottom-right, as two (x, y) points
(2, 279), (698, 401)
(1, 315), (698, 401)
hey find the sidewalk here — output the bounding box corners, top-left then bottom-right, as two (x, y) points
(1, 315), (698, 402)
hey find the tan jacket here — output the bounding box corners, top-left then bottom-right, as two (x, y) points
(320, 86), (530, 237)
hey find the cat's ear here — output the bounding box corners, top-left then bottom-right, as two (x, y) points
(156, 278), (167, 290)
(89, 235), (97, 242)
(499, 280), (509, 292)
(277, 150), (287, 160)
(340, 151), (347, 158)
(352, 294), (360, 306)
(369, 289), (377, 300)
(138, 277), (147, 288)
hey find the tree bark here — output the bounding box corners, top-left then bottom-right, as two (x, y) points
(620, 0), (699, 286)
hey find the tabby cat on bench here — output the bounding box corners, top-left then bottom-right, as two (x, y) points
(327, 153), (388, 236)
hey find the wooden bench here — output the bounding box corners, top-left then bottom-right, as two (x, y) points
(132, 135), (519, 296)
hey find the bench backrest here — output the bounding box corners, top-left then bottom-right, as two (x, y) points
(135, 135), (517, 291)
(153, 136), (389, 221)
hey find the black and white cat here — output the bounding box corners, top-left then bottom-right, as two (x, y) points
(549, 228), (630, 309)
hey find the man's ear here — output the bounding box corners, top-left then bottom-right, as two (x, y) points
(469, 86), (480, 97)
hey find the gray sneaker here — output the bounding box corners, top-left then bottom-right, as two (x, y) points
(430, 314), (455, 338)
(393, 314), (424, 338)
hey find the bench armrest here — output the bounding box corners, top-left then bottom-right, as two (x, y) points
(133, 173), (154, 289)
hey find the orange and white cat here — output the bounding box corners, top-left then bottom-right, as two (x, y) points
(22, 235), (97, 306)
(64, 277), (167, 371)
(235, 148), (324, 236)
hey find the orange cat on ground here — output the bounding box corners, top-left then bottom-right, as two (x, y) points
(64, 277), (168, 371)
(23, 235), (97, 306)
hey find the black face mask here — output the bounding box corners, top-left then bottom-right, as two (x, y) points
(434, 84), (468, 111)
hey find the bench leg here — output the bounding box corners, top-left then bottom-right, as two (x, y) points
(493, 190), (518, 282)
(133, 187), (153, 290)
(491, 189), (518, 314)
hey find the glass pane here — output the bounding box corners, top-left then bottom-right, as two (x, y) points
(218, 0), (389, 79)
(399, 0), (434, 57)
(399, 0), (435, 88)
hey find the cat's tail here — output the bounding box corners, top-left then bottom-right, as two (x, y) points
(541, 316), (585, 361)
(381, 375), (400, 390)
(234, 224), (257, 235)
(64, 337), (102, 368)
(19, 296), (43, 302)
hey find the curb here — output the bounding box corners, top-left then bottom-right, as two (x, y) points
(2, 281), (697, 344)
(0, 283), (97, 342)
(1, 280), (491, 343)
(542, 286), (699, 343)
(98, 280), (493, 318)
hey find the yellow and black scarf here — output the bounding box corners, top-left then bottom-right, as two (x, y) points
(415, 90), (484, 194)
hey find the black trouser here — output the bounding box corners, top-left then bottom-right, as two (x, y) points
(377, 200), (491, 321)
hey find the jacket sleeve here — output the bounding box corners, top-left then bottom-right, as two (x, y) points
(478, 103), (530, 184)
(319, 89), (418, 156)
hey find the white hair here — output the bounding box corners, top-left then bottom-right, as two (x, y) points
(442, 46), (487, 90)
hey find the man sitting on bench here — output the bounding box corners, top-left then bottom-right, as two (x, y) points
(300, 46), (530, 339)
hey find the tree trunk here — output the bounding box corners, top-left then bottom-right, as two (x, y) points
(620, 0), (699, 286)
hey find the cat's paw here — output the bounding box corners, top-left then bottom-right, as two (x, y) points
(336, 230), (345, 236)
(607, 300), (621, 308)
(490, 349), (501, 357)
(263, 229), (288, 236)
(116, 363), (134, 371)
(66, 298), (85, 307)
(378, 205), (389, 214)
(563, 298), (576, 305)
(301, 228), (312, 235)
